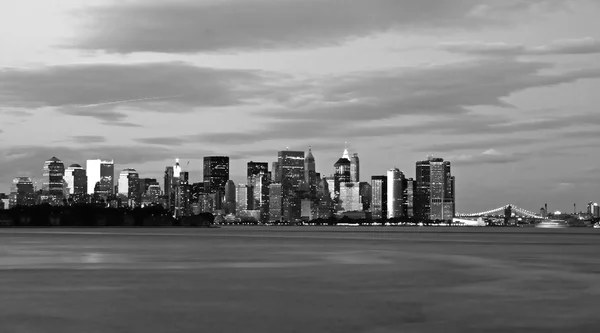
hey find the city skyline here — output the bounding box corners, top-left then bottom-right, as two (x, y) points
(1, 0), (600, 213)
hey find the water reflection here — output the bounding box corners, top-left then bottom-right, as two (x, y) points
(81, 253), (105, 264)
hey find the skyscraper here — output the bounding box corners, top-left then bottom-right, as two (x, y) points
(224, 180), (237, 214)
(235, 184), (250, 214)
(269, 183), (283, 222)
(203, 156), (229, 194)
(277, 150), (305, 222)
(339, 182), (362, 212)
(118, 169), (139, 197)
(86, 159), (114, 195)
(415, 157), (455, 221)
(350, 153), (360, 182)
(252, 171), (270, 222)
(247, 161), (268, 185)
(371, 175), (387, 220)
(64, 164), (87, 195)
(304, 147), (317, 196)
(9, 177), (35, 208)
(333, 149), (351, 196)
(405, 178), (416, 218)
(42, 157), (65, 202)
(387, 168), (404, 219)
(415, 158), (432, 220)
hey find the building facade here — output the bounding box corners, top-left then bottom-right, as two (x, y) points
(203, 156), (230, 195)
(371, 176), (387, 220)
(86, 159), (115, 196)
(387, 168), (404, 219)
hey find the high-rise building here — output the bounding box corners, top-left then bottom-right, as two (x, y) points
(190, 182), (204, 203)
(164, 167), (174, 197)
(387, 168), (404, 219)
(251, 171), (270, 223)
(304, 147), (317, 196)
(339, 182), (362, 212)
(139, 178), (159, 196)
(271, 162), (280, 182)
(203, 156), (229, 195)
(404, 178), (416, 218)
(175, 171), (191, 217)
(86, 159), (114, 195)
(277, 150), (305, 222)
(371, 176), (387, 220)
(430, 158), (454, 221)
(224, 180), (237, 214)
(415, 157), (454, 221)
(9, 177), (35, 208)
(359, 182), (371, 212)
(118, 168), (140, 199)
(415, 159), (431, 220)
(42, 157), (65, 201)
(247, 161), (268, 185)
(333, 149), (351, 196)
(235, 184), (250, 214)
(64, 164), (87, 195)
(350, 153), (360, 182)
(269, 183), (283, 222)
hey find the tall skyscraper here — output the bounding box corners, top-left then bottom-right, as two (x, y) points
(415, 158), (432, 220)
(247, 161), (268, 185)
(42, 157), (65, 201)
(64, 164), (87, 195)
(333, 149), (351, 196)
(235, 184), (250, 214)
(203, 156), (230, 194)
(304, 147), (317, 196)
(415, 157), (455, 221)
(86, 159), (114, 195)
(252, 171), (270, 222)
(387, 168), (404, 219)
(271, 162), (280, 182)
(339, 182), (362, 212)
(405, 178), (416, 218)
(371, 176), (387, 220)
(164, 166), (174, 199)
(224, 180), (237, 214)
(277, 150), (305, 222)
(118, 168), (139, 198)
(269, 183), (283, 222)
(350, 153), (360, 182)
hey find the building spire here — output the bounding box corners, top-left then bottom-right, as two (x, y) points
(342, 142), (350, 160)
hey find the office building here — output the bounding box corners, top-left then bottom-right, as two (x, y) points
(224, 180), (237, 214)
(269, 183), (283, 222)
(430, 158), (454, 221)
(203, 156), (229, 195)
(251, 171), (270, 222)
(371, 176), (387, 220)
(350, 153), (360, 182)
(304, 147), (317, 196)
(405, 178), (416, 218)
(339, 182), (362, 212)
(9, 177), (36, 208)
(415, 159), (431, 220)
(42, 157), (65, 202)
(118, 168), (140, 200)
(235, 184), (251, 214)
(277, 150), (304, 222)
(359, 182), (371, 212)
(387, 168), (404, 219)
(333, 149), (351, 196)
(86, 159), (114, 195)
(64, 164), (87, 195)
(247, 161), (269, 185)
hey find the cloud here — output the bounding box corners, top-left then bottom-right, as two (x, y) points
(68, 135), (106, 144)
(66, 0), (563, 53)
(439, 37), (600, 56)
(452, 149), (527, 165)
(417, 137), (541, 153)
(132, 57), (600, 146)
(0, 62), (282, 123)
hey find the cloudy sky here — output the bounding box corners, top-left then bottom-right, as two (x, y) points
(1, 0), (599, 213)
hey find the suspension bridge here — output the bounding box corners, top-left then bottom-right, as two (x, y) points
(456, 204), (543, 218)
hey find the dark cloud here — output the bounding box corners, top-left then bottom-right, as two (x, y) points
(439, 37), (600, 56)
(0, 62), (281, 123)
(66, 0), (563, 53)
